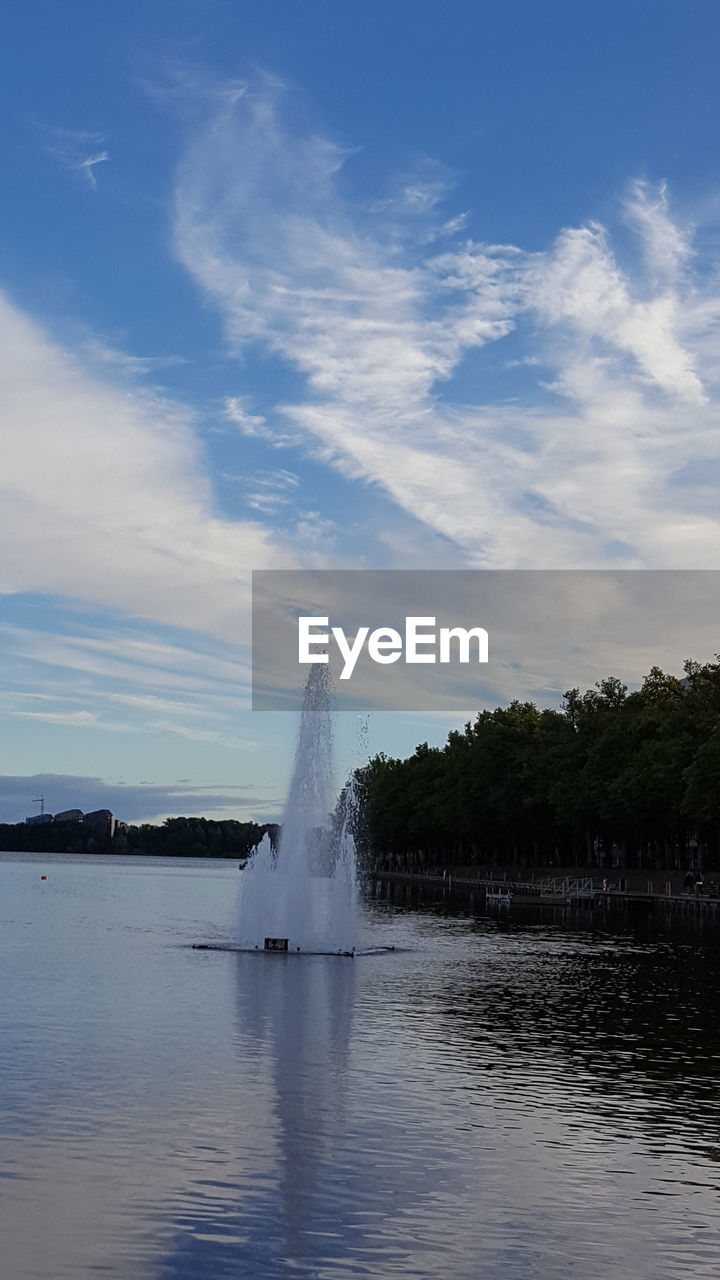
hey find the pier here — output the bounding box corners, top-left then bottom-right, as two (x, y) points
(370, 871), (720, 919)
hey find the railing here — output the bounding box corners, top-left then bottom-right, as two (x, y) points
(537, 876), (594, 897)
(371, 870), (720, 914)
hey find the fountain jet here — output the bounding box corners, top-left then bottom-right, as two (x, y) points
(236, 665), (358, 954)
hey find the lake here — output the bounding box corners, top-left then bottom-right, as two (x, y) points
(1, 853), (718, 1279)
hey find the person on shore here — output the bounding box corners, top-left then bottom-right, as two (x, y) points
(694, 872), (704, 896)
(683, 871), (695, 893)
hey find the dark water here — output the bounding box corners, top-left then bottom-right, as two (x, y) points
(1, 855), (719, 1279)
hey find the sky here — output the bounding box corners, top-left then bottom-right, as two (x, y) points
(2, 0), (720, 824)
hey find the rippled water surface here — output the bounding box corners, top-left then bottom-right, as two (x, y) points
(1, 854), (719, 1279)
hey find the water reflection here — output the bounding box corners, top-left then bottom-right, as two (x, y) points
(235, 954), (356, 1266)
(2, 858), (720, 1278)
(154, 916), (720, 1279)
(154, 945), (494, 1280)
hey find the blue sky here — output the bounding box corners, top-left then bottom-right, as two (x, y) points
(2, 1), (720, 824)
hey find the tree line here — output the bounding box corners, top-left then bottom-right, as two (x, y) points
(0, 816), (278, 858)
(354, 658), (720, 874)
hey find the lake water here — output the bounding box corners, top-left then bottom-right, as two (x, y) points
(1, 854), (719, 1279)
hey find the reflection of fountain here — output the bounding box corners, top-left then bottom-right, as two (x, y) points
(233, 951), (356, 1265)
(237, 666), (358, 953)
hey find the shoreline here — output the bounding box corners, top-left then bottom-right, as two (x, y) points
(370, 869), (720, 921)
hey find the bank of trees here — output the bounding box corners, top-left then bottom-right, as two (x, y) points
(0, 819), (111, 855)
(0, 816), (277, 858)
(118, 817), (276, 859)
(355, 658), (720, 873)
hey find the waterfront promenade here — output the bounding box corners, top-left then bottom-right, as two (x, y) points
(370, 870), (720, 920)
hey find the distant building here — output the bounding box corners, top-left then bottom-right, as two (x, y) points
(24, 807), (119, 836)
(84, 809), (117, 838)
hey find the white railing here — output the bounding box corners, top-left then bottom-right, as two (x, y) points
(537, 876), (594, 897)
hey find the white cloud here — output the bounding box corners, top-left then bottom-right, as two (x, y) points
(243, 469), (299, 515)
(0, 293), (287, 638)
(10, 709), (97, 727)
(623, 179), (693, 284)
(77, 151), (109, 188)
(40, 125), (110, 187)
(81, 338), (189, 377)
(224, 396), (300, 447)
(0, 617), (258, 748)
(174, 80), (720, 569)
(0, 621), (252, 699)
(527, 220), (706, 403)
(224, 397), (268, 436)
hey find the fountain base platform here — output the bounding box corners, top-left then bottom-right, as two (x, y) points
(191, 944), (396, 958)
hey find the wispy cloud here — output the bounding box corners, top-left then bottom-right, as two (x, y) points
(81, 338), (189, 378)
(10, 709), (98, 727)
(243, 469), (299, 515)
(0, 618), (252, 735)
(0, 585), (299, 763)
(0, 292), (288, 640)
(40, 125), (109, 188)
(225, 396), (300, 447)
(174, 79), (720, 569)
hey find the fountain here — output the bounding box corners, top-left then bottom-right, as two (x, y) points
(236, 665), (359, 954)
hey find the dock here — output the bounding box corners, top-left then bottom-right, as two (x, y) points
(370, 871), (720, 919)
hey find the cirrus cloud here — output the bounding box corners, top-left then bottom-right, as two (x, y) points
(174, 78), (720, 570)
(0, 292), (288, 638)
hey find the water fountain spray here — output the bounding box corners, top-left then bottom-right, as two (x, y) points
(236, 665), (358, 954)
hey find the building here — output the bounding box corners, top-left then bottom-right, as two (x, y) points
(24, 807), (118, 837)
(84, 809), (117, 839)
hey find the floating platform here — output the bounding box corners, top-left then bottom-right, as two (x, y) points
(191, 943), (397, 958)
